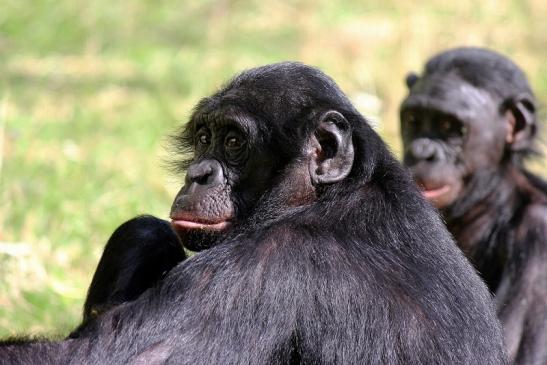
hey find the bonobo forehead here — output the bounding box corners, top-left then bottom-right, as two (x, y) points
(401, 73), (499, 125)
(190, 104), (258, 138)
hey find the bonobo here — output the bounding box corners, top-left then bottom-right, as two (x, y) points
(401, 47), (547, 364)
(1, 62), (506, 364)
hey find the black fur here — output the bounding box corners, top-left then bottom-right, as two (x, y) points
(1, 62), (505, 364)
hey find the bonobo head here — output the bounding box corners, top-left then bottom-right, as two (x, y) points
(169, 62), (365, 251)
(400, 47), (537, 210)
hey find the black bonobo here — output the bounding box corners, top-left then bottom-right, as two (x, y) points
(401, 47), (547, 364)
(1, 62), (506, 364)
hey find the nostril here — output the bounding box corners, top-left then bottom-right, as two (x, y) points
(410, 139), (438, 163)
(186, 164), (212, 185)
(194, 172), (212, 185)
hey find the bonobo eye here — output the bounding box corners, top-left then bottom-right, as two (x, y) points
(196, 128), (211, 147)
(403, 113), (419, 134)
(406, 114), (416, 125)
(226, 136), (241, 149)
(224, 130), (247, 164)
(438, 119), (466, 137)
(224, 132), (245, 151)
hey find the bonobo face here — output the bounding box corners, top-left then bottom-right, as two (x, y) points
(170, 63), (356, 252)
(170, 107), (275, 251)
(400, 76), (507, 209)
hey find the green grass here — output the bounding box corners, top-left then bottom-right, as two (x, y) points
(1, 0), (547, 337)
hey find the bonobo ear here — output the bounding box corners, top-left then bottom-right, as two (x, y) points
(504, 94), (536, 151)
(405, 72), (419, 89)
(309, 111), (354, 185)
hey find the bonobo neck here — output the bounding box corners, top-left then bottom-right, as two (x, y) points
(444, 165), (529, 289)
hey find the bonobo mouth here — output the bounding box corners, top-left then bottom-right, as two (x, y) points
(170, 214), (232, 232)
(420, 184), (451, 200)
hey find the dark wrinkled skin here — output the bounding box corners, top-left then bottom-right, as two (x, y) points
(1, 62), (506, 364)
(401, 47), (547, 365)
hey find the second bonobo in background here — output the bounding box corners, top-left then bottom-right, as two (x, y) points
(400, 47), (547, 364)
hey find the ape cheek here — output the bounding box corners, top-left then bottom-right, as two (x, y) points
(464, 130), (506, 168)
(284, 163), (316, 206)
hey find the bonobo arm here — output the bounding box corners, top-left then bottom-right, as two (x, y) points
(496, 205), (547, 364)
(69, 215), (186, 338)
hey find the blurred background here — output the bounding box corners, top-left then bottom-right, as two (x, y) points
(1, 0), (546, 337)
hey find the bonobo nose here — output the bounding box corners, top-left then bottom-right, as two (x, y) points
(410, 139), (436, 162)
(185, 159), (225, 187)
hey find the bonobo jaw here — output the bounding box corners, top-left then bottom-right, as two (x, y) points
(169, 63), (356, 252)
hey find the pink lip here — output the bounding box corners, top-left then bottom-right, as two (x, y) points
(171, 219), (231, 232)
(421, 185), (451, 200)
